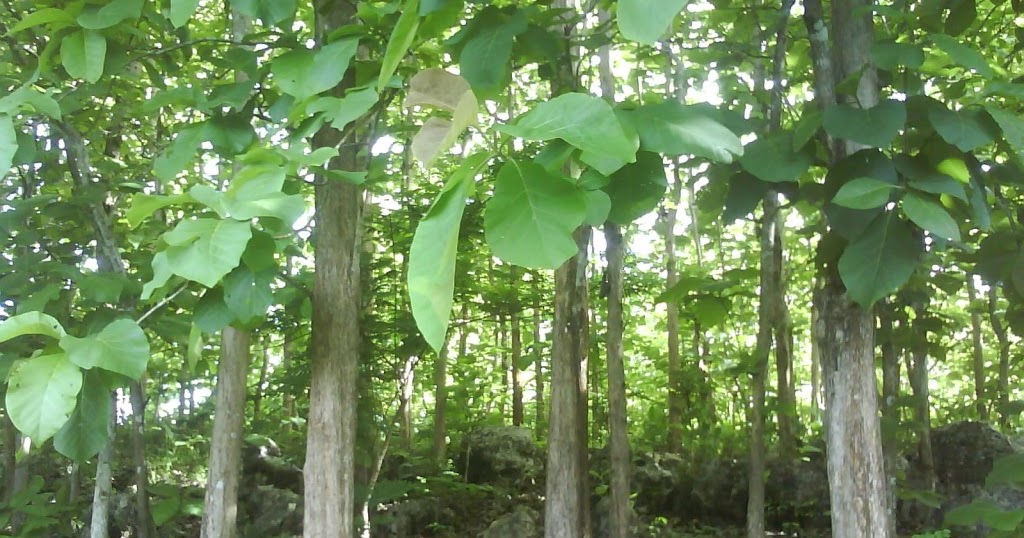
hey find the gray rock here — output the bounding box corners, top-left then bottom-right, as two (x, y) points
(458, 427), (542, 487)
(479, 506), (540, 538)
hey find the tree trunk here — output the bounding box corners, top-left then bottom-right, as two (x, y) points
(253, 340), (270, 422)
(604, 222), (631, 538)
(2, 412), (15, 502)
(201, 327), (251, 538)
(307, 2), (362, 535)
(432, 333), (450, 464)
(89, 406), (115, 538)
(534, 297), (545, 439)
(988, 286), (1010, 427)
(399, 353), (416, 450)
(967, 277), (987, 420)
(664, 177), (683, 454)
(129, 379), (157, 538)
(511, 300), (524, 427)
(907, 331), (935, 494)
(879, 305), (901, 529)
(283, 335), (296, 425)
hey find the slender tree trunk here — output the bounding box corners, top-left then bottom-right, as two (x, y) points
(89, 406), (115, 538)
(534, 298), (545, 439)
(967, 277), (987, 420)
(604, 223), (631, 538)
(283, 335), (296, 425)
(306, 2), (362, 535)
(253, 340), (271, 422)
(906, 332), (935, 494)
(128, 379), (157, 538)
(179, 359), (189, 424)
(664, 175), (683, 454)
(879, 305), (901, 529)
(498, 313), (508, 421)
(400, 353), (416, 449)
(2, 412), (15, 502)
(809, 291), (823, 420)
(988, 286), (1010, 427)
(804, 0), (894, 534)
(432, 333), (450, 464)
(201, 328), (251, 538)
(511, 299), (524, 427)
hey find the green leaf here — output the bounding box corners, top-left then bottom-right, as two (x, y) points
(498, 93), (637, 169)
(723, 172), (769, 223)
(309, 87), (379, 132)
(141, 251), (174, 300)
(404, 70), (478, 166)
(0, 115), (16, 174)
(223, 164), (306, 225)
(739, 132), (813, 183)
(378, 0), (420, 93)
(9, 8), (75, 34)
(61, 30), (107, 83)
(832, 177), (898, 209)
(838, 212), (919, 307)
(170, 0), (202, 27)
(6, 353), (83, 442)
(617, 0), (689, 46)
(154, 123), (208, 182)
(186, 323), (203, 371)
(459, 17), (525, 96)
(604, 151), (668, 224)
(59, 319), (150, 379)
(582, 190), (612, 227)
(222, 267), (274, 325)
(76, 0), (143, 29)
(194, 288), (234, 334)
(792, 108), (822, 150)
(984, 105), (1024, 161)
(484, 160), (587, 269)
(409, 152), (488, 352)
(126, 193), (189, 229)
(987, 453), (1024, 489)
(928, 106), (998, 152)
(54, 372), (113, 461)
(945, 499), (1024, 531)
(161, 218), (253, 288)
(929, 33), (994, 78)
(901, 191), (961, 241)
(620, 101), (742, 162)
(969, 173), (990, 231)
(871, 41), (925, 70)
(232, 0), (297, 27)
(271, 38), (359, 100)
(0, 311), (66, 343)
(822, 100), (906, 148)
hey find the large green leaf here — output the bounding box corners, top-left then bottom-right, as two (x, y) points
(604, 151), (668, 224)
(929, 33), (994, 78)
(484, 160), (586, 269)
(739, 132), (813, 182)
(901, 191), (961, 241)
(0, 115), (17, 175)
(617, 0), (689, 45)
(838, 212), (919, 307)
(985, 105), (1024, 162)
(232, 0), (297, 27)
(831, 177), (898, 209)
(170, 0), (202, 27)
(76, 0), (143, 29)
(9, 8), (75, 34)
(60, 30), (106, 83)
(722, 172), (770, 223)
(223, 164), (306, 224)
(822, 100), (906, 148)
(59, 319), (150, 379)
(154, 123), (208, 182)
(620, 101), (742, 162)
(0, 311), (66, 343)
(309, 86), (379, 132)
(871, 41), (925, 70)
(498, 93), (637, 168)
(54, 372), (113, 461)
(404, 70), (478, 166)
(6, 353), (83, 442)
(222, 267), (274, 325)
(161, 218), (253, 288)
(126, 193), (190, 229)
(459, 16), (526, 96)
(409, 152), (488, 352)
(928, 105), (998, 152)
(378, 0), (420, 92)
(271, 38), (359, 100)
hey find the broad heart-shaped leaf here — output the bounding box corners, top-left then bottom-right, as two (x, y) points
(739, 132), (813, 182)
(928, 105), (998, 152)
(0, 311), (66, 343)
(54, 371), (113, 461)
(169, 0), (202, 27)
(59, 319), (150, 379)
(832, 177), (899, 209)
(222, 266), (274, 325)
(582, 190), (612, 227)
(617, 0), (689, 45)
(723, 172), (770, 223)
(223, 164), (306, 225)
(619, 101), (742, 163)
(929, 33), (995, 78)
(985, 105), (1024, 162)
(271, 38), (359, 100)
(0, 115), (17, 175)
(838, 212), (919, 307)
(126, 193), (190, 229)
(404, 69), (478, 166)
(141, 251), (173, 300)
(901, 191), (961, 241)
(822, 100), (906, 148)
(409, 152), (489, 352)
(194, 288), (234, 334)
(498, 93), (637, 168)
(308, 86), (379, 131)
(459, 15), (526, 97)
(6, 353), (83, 443)
(161, 218), (253, 288)
(604, 151), (669, 225)
(154, 123), (209, 182)
(378, 0), (420, 93)
(60, 29), (106, 83)
(76, 0), (142, 29)
(871, 41), (925, 70)
(484, 160), (587, 269)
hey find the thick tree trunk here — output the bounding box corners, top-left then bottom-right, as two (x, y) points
(967, 278), (987, 420)
(201, 328), (251, 538)
(307, 2), (362, 536)
(604, 223), (631, 538)
(89, 407), (115, 538)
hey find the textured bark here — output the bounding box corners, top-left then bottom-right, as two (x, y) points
(604, 223), (631, 538)
(432, 334), (450, 464)
(129, 379), (157, 538)
(879, 305), (901, 527)
(89, 406), (115, 538)
(306, 2), (362, 536)
(906, 328), (935, 494)
(967, 279), (987, 420)
(511, 304), (524, 427)
(988, 286), (1010, 427)
(253, 341), (270, 422)
(664, 177), (683, 454)
(201, 328), (251, 538)
(2, 412), (14, 502)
